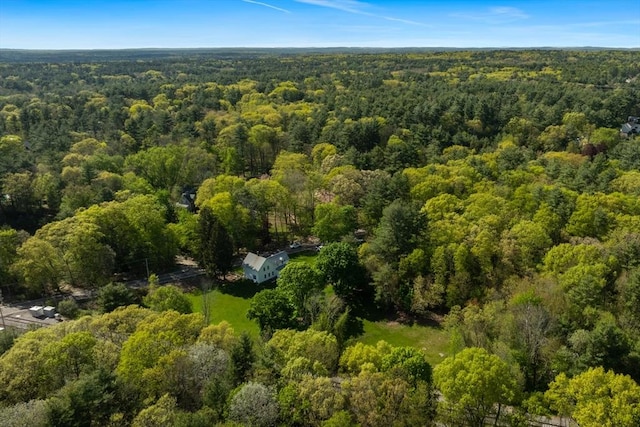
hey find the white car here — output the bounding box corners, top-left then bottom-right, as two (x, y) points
(289, 241), (301, 249)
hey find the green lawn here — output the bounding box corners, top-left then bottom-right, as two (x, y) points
(188, 289), (260, 337)
(358, 319), (450, 366)
(288, 252), (318, 267)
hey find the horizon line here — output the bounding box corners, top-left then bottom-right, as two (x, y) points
(1, 46), (639, 51)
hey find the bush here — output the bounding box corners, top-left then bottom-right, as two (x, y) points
(57, 298), (79, 319)
(143, 284), (192, 314)
(97, 282), (138, 313)
(0, 328), (18, 355)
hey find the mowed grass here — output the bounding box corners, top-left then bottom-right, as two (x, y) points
(288, 252), (318, 267)
(188, 288), (260, 337)
(358, 319), (450, 366)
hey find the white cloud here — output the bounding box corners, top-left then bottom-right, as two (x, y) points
(382, 16), (428, 27)
(453, 6), (529, 24)
(489, 7), (529, 20)
(242, 0), (291, 14)
(294, 0), (369, 14)
(294, 0), (427, 26)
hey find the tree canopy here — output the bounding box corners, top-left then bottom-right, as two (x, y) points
(1, 48), (639, 425)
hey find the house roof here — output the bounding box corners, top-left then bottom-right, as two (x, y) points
(243, 252), (267, 271)
(243, 251), (289, 271)
(621, 123), (640, 134)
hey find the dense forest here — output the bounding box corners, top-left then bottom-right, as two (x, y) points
(1, 49), (640, 426)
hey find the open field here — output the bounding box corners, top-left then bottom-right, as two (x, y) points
(188, 288), (260, 337)
(358, 319), (450, 366)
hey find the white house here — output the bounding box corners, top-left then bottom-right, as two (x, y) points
(621, 116), (640, 137)
(242, 251), (289, 284)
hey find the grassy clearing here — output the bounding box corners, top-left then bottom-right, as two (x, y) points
(188, 287), (260, 337)
(357, 319), (450, 366)
(288, 252), (318, 267)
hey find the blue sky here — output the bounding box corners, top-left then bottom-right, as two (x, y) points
(1, 0), (638, 49)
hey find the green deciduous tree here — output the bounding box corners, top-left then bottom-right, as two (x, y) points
(116, 311), (204, 398)
(247, 289), (297, 334)
(381, 346), (432, 388)
(143, 284), (192, 314)
(77, 195), (177, 274)
(315, 242), (367, 304)
(339, 341), (393, 375)
(45, 331), (97, 381)
(0, 227), (26, 287)
(124, 145), (215, 191)
(0, 135), (26, 174)
(344, 370), (435, 427)
(276, 263), (323, 316)
(11, 214), (116, 291)
(11, 236), (65, 295)
(433, 347), (520, 427)
(566, 193), (611, 238)
(0, 326), (65, 403)
(545, 367), (640, 427)
(200, 191), (253, 251)
(501, 220), (552, 274)
(312, 202), (357, 243)
(197, 320), (239, 352)
(1, 171), (37, 213)
(280, 375), (346, 426)
(269, 329), (340, 374)
(131, 394), (179, 427)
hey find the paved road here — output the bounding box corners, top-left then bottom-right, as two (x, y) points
(0, 305), (60, 330)
(0, 261), (207, 330)
(126, 264), (206, 288)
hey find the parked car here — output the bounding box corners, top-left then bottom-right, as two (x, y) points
(289, 241), (301, 249)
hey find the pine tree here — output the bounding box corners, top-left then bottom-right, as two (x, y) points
(230, 332), (255, 386)
(198, 206), (234, 280)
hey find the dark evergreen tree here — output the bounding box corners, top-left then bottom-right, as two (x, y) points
(198, 206), (234, 280)
(97, 282), (139, 313)
(230, 332), (255, 386)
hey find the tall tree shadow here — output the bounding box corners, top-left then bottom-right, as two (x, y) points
(217, 277), (276, 299)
